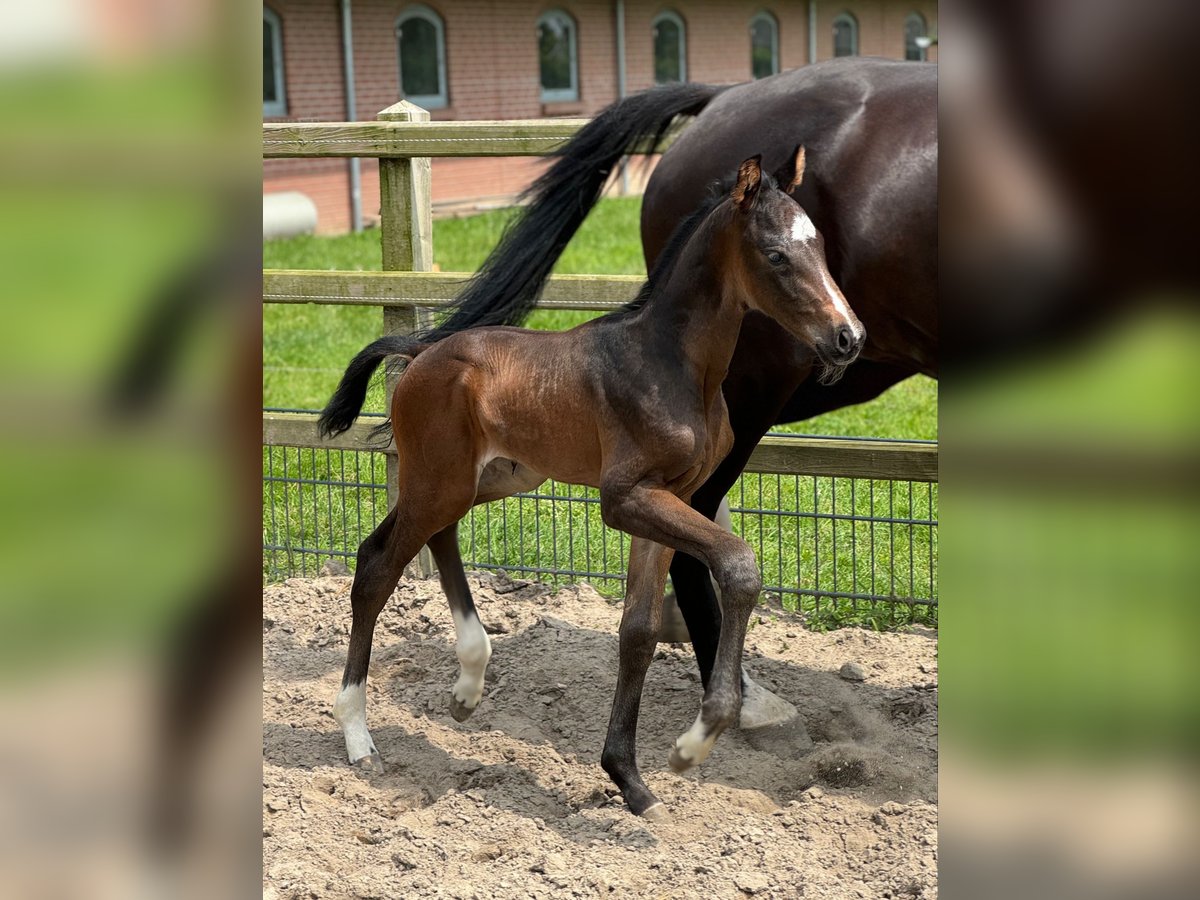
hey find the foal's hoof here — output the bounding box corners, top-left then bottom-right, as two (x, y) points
(351, 751), (385, 775)
(448, 694), (478, 723)
(639, 802), (670, 823)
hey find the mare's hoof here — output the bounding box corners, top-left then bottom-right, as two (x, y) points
(741, 717), (814, 760)
(639, 802), (670, 823)
(739, 678), (800, 730)
(448, 694), (477, 723)
(351, 751), (385, 775)
(668, 745), (696, 773)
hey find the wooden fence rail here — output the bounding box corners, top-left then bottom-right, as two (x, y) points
(263, 118), (684, 158)
(263, 270), (643, 311)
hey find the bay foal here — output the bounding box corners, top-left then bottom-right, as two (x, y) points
(319, 150), (864, 818)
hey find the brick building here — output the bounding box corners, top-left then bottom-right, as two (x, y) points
(263, 1), (937, 234)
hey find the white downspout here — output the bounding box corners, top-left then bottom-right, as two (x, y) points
(615, 0), (629, 195)
(808, 0), (818, 65)
(340, 0), (362, 233)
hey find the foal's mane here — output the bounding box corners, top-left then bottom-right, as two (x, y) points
(617, 170), (783, 316)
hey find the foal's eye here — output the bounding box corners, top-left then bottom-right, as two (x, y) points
(766, 251), (785, 265)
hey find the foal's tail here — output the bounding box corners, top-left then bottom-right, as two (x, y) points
(418, 82), (726, 341)
(317, 335), (428, 438)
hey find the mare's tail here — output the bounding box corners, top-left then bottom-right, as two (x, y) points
(419, 82), (725, 341)
(319, 83), (724, 439)
(317, 336), (428, 438)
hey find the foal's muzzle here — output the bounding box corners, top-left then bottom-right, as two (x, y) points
(819, 323), (865, 367)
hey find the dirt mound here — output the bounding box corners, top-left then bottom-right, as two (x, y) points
(264, 573), (938, 899)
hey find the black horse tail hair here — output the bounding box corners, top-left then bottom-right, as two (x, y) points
(418, 82), (726, 342)
(318, 335), (428, 439)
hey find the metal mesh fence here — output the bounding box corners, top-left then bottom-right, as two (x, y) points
(263, 442), (937, 629)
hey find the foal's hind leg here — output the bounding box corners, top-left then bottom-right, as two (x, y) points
(601, 537), (674, 820)
(333, 507), (435, 773)
(427, 522), (492, 722)
(332, 509), (414, 773)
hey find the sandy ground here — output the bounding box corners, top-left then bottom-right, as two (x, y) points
(263, 572), (938, 899)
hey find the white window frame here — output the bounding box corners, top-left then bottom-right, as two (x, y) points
(263, 7), (287, 117)
(905, 12), (928, 62)
(397, 4), (448, 110)
(652, 10), (688, 84)
(749, 10), (780, 79)
(537, 9), (579, 103)
(832, 12), (858, 57)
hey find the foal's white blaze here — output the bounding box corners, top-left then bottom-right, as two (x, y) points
(821, 269), (863, 339)
(451, 608), (492, 710)
(673, 709), (717, 768)
(333, 682), (375, 763)
(790, 210), (817, 243)
(787, 210), (862, 340)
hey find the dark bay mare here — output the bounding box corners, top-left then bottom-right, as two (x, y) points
(318, 152), (865, 818)
(407, 58), (935, 727)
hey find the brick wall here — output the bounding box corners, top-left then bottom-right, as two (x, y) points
(814, 1), (939, 62)
(263, 1), (936, 235)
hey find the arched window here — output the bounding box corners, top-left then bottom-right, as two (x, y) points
(537, 10), (578, 102)
(750, 11), (779, 79)
(905, 12), (928, 61)
(263, 7), (286, 116)
(397, 5), (448, 109)
(653, 11), (687, 84)
(832, 12), (858, 58)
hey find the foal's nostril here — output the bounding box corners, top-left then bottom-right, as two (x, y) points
(835, 326), (854, 354)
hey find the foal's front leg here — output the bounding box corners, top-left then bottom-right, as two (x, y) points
(604, 485), (762, 774)
(601, 537), (674, 820)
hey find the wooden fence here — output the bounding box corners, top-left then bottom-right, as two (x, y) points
(263, 102), (937, 621)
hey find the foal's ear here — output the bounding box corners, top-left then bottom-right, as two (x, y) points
(773, 145), (806, 194)
(731, 155), (763, 211)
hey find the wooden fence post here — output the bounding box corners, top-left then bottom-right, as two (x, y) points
(377, 100), (437, 578)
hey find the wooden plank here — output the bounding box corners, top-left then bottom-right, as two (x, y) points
(376, 101), (436, 577)
(263, 119), (682, 158)
(262, 269), (644, 311)
(264, 414), (938, 483)
(263, 413), (391, 453)
(377, 102), (434, 273)
(747, 436), (938, 483)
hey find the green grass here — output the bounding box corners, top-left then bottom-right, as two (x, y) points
(264, 197), (937, 627)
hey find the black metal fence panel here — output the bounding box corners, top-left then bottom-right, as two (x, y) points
(263, 443), (937, 629)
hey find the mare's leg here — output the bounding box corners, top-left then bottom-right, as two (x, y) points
(664, 314), (810, 686)
(671, 360), (915, 724)
(426, 522), (492, 722)
(601, 537), (674, 820)
(603, 485), (762, 773)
